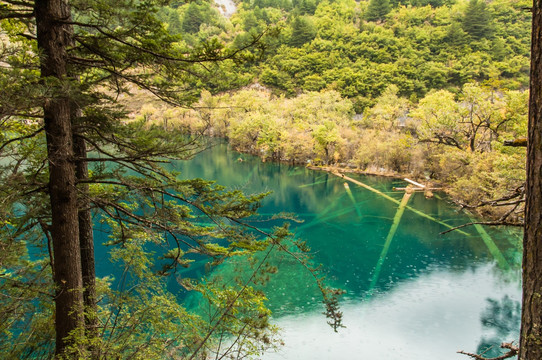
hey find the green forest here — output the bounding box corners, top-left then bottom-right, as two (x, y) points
(1, 0), (541, 358)
(159, 0), (531, 106)
(140, 0), (532, 221)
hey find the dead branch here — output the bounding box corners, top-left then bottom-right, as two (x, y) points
(458, 342), (519, 360)
(458, 185), (525, 209)
(503, 138), (527, 147)
(441, 220), (523, 234)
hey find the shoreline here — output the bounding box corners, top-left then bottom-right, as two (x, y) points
(234, 149), (513, 222)
(150, 127), (520, 224)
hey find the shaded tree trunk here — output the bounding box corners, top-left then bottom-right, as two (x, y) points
(520, 1), (542, 358)
(34, 0), (84, 355)
(74, 120), (99, 352)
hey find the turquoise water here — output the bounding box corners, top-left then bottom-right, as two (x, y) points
(95, 141), (522, 359)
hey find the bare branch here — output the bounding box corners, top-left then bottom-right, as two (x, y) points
(458, 342), (519, 360)
(458, 185), (525, 209)
(503, 138), (527, 147)
(441, 220), (523, 234)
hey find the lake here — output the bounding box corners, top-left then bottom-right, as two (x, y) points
(96, 141), (522, 359)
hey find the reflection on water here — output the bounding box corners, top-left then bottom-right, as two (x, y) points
(96, 141), (522, 359)
(263, 266), (520, 360)
(477, 295), (521, 357)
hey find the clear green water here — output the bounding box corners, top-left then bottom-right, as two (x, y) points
(95, 141), (522, 359)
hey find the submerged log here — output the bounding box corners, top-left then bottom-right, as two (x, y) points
(331, 171), (470, 235)
(368, 191), (412, 294)
(403, 178), (426, 188)
(393, 187), (442, 191)
(467, 212), (510, 271)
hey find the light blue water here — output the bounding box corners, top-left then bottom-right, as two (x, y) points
(95, 141), (522, 359)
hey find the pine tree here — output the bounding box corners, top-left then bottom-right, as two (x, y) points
(462, 0), (493, 40)
(288, 16), (316, 47)
(365, 0), (391, 22)
(182, 2), (205, 33)
(167, 9), (183, 35)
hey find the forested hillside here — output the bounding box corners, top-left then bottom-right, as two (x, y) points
(137, 0), (532, 221)
(159, 0), (531, 110)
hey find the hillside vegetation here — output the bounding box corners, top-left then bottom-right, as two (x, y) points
(141, 0), (532, 220)
(159, 0), (530, 107)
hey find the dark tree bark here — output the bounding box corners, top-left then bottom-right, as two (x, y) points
(34, 0), (84, 355)
(74, 121), (99, 349)
(520, 1), (542, 358)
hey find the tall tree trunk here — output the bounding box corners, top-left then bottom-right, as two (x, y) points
(73, 116), (99, 353)
(520, 1), (542, 358)
(34, 0), (84, 356)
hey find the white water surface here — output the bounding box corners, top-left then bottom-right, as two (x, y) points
(263, 265), (521, 360)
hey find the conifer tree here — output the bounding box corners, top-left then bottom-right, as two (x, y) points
(462, 0), (493, 40)
(520, 0), (542, 357)
(365, 0), (391, 22)
(182, 2), (205, 33)
(288, 16), (316, 47)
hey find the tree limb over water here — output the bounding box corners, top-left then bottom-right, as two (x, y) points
(458, 342), (519, 360)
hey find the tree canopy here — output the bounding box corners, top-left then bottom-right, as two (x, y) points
(172, 0), (530, 111)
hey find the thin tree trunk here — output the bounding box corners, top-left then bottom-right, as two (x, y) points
(74, 119), (99, 354)
(520, 1), (542, 358)
(35, 0), (84, 356)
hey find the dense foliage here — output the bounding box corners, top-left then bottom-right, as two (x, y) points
(159, 0), (531, 111)
(142, 83), (526, 219)
(147, 0), (531, 221)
